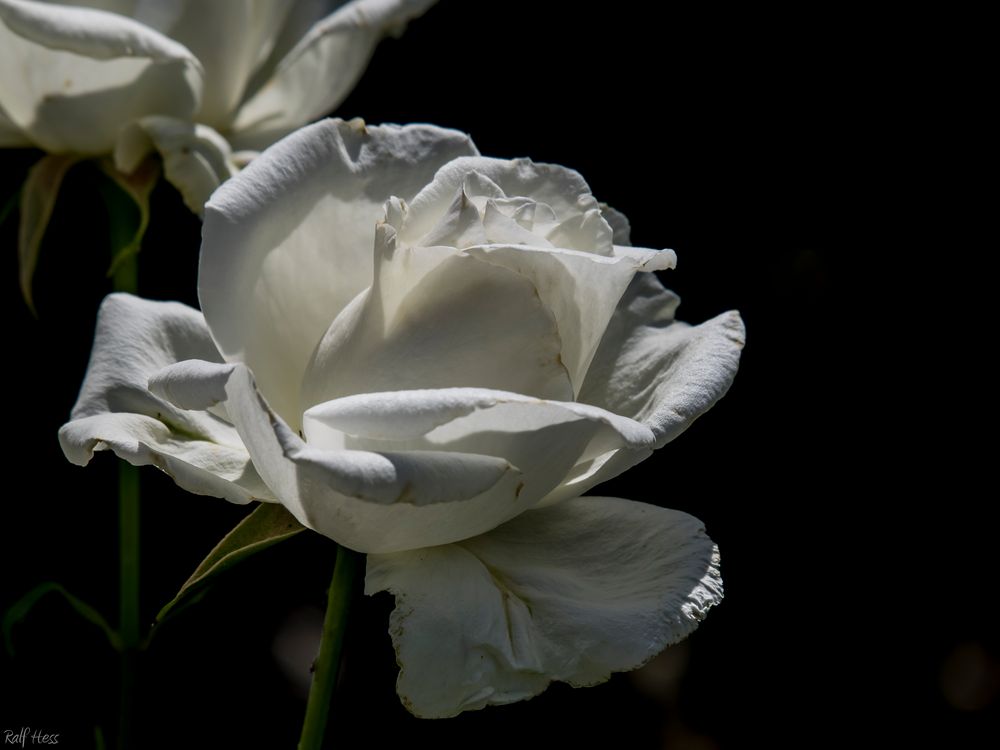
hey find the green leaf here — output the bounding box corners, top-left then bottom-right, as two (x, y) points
(17, 154), (79, 315)
(3, 582), (122, 656)
(154, 503), (306, 628)
(98, 157), (160, 277)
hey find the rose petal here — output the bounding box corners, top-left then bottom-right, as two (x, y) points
(200, 118), (478, 426)
(138, 1), (293, 128)
(366, 495), (722, 718)
(114, 115), (238, 214)
(545, 208), (615, 256)
(0, 0), (202, 154)
(599, 203), (632, 245)
(300, 226), (575, 409)
(230, 0), (438, 150)
(579, 274), (746, 448)
(538, 444), (653, 507)
(149, 360), (543, 554)
(302, 387), (654, 513)
(465, 243), (676, 396)
(58, 294), (272, 504)
(402, 156), (601, 246)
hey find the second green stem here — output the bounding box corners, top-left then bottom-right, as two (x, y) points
(113, 246), (140, 750)
(298, 545), (363, 750)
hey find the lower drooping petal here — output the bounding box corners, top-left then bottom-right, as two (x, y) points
(580, 274), (746, 448)
(58, 294), (273, 504)
(365, 495), (723, 718)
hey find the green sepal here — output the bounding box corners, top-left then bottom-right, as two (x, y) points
(17, 154), (79, 315)
(98, 157), (160, 278)
(153, 503), (305, 629)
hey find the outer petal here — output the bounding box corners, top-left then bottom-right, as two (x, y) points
(58, 294), (273, 505)
(366, 496), (722, 718)
(579, 274), (746, 447)
(0, 0), (202, 154)
(200, 118), (478, 425)
(149, 361), (547, 554)
(114, 115), (238, 214)
(229, 0), (438, 150)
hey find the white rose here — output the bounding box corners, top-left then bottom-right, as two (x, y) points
(59, 119), (745, 717)
(0, 0), (435, 211)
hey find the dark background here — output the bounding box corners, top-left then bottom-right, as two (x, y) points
(1, 1), (993, 747)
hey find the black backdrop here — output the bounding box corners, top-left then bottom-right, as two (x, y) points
(1, 1), (994, 748)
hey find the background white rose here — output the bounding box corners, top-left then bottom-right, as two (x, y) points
(0, 0), (437, 211)
(59, 118), (744, 717)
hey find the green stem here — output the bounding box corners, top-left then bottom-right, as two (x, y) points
(298, 546), (363, 750)
(112, 254), (138, 295)
(109, 183), (140, 749)
(118, 462), (140, 646)
(117, 462), (140, 750)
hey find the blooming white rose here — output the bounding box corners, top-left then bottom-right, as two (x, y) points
(59, 118), (745, 717)
(0, 0), (435, 211)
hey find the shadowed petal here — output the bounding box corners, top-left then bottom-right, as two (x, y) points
(580, 274), (745, 447)
(58, 294), (272, 504)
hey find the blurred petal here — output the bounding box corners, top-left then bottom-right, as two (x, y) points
(580, 274), (745, 448)
(58, 294), (272, 504)
(138, 1), (293, 128)
(0, 101), (29, 146)
(115, 115), (237, 214)
(0, 0), (202, 153)
(366, 496), (722, 717)
(230, 0), (437, 149)
(149, 360), (540, 554)
(200, 118), (477, 425)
